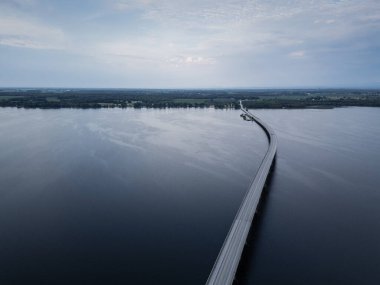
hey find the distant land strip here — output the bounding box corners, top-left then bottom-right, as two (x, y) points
(0, 89), (379, 109)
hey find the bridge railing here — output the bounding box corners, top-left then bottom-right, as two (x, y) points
(206, 101), (277, 285)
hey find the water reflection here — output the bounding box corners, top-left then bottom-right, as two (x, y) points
(237, 107), (380, 285)
(0, 108), (267, 284)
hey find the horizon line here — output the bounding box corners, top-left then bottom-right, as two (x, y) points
(1, 86), (380, 91)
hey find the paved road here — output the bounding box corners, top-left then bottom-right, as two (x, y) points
(206, 102), (277, 285)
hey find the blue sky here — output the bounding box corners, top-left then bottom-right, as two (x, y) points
(0, 0), (379, 88)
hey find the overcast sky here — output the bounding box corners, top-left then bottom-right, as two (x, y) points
(0, 0), (379, 88)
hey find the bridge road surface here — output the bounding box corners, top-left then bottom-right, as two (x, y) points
(206, 101), (277, 285)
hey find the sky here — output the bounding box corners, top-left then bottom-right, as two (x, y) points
(0, 0), (379, 88)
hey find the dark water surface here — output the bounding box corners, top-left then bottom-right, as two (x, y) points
(237, 107), (380, 285)
(1, 107), (379, 285)
(0, 108), (267, 284)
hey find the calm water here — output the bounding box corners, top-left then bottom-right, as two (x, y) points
(0, 108), (267, 284)
(237, 107), (380, 285)
(0, 107), (379, 284)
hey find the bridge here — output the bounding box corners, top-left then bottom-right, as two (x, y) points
(206, 101), (277, 285)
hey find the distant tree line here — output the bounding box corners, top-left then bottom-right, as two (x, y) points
(0, 89), (379, 109)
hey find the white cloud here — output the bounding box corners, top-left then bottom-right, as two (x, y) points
(0, 15), (65, 50)
(289, 50), (305, 58)
(106, 0), (379, 61)
(314, 19), (336, 24)
(1, 0), (380, 87)
(0, 37), (56, 49)
(168, 56), (215, 66)
(112, 0), (149, 11)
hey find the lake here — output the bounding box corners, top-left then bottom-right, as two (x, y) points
(237, 107), (380, 285)
(0, 107), (379, 284)
(0, 108), (267, 284)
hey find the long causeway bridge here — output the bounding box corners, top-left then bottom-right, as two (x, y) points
(206, 101), (277, 285)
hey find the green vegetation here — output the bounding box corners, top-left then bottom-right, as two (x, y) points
(45, 97), (60, 102)
(0, 88), (379, 109)
(0, 95), (24, 101)
(173, 98), (208, 104)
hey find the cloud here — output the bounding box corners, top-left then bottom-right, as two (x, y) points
(1, 0), (380, 87)
(0, 13), (65, 50)
(314, 19), (336, 25)
(112, 0), (152, 11)
(289, 50), (305, 58)
(168, 56), (216, 66)
(105, 0), (379, 63)
(0, 37), (58, 49)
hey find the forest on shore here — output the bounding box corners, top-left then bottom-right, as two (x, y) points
(1, 88), (379, 109)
